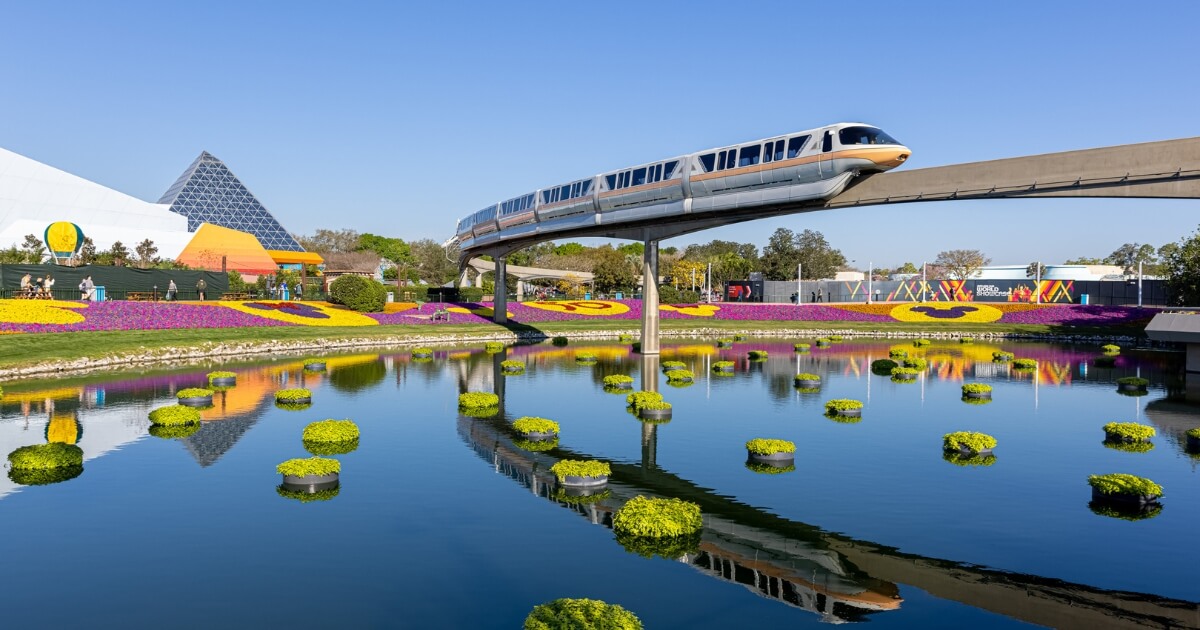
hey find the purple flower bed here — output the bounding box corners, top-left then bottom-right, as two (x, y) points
(996, 305), (1160, 326)
(0, 302), (292, 333)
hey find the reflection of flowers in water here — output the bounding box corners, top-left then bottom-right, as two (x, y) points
(943, 451), (996, 467)
(1102, 440), (1154, 454)
(745, 461), (796, 474)
(276, 485), (340, 503)
(513, 437), (558, 452)
(554, 488), (611, 505)
(275, 402), (313, 412)
(1088, 501), (1161, 521)
(304, 438), (359, 456)
(615, 530), (701, 560)
(149, 424), (201, 439)
(825, 411), (862, 424)
(9, 465), (84, 486)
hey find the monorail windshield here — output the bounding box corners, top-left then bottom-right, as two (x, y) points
(839, 126), (900, 146)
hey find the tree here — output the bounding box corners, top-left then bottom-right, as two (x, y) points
(668, 259), (707, 289)
(591, 247), (636, 293)
(1064, 256), (1104, 265)
(79, 237), (97, 265)
(357, 233), (415, 284)
(1025, 261), (1047, 278)
(553, 242), (586, 256)
(0, 245), (25, 264)
(109, 241), (130, 267)
(934, 249), (991, 280)
(894, 262), (919, 275)
(681, 239), (759, 265)
(1104, 242), (1158, 276)
(759, 228), (799, 280)
(135, 239), (159, 269)
(299, 229), (361, 254)
(21, 234), (44, 263)
(616, 242), (644, 258)
(795, 229), (847, 280)
(1163, 226), (1200, 305)
(410, 238), (458, 286)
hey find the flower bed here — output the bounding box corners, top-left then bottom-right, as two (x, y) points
(275, 388), (312, 403)
(277, 456), (340, 478)
(1012, 358), (1038, 370)
(625, 391), (663, 410)
(794, 373), (821, 386)
(1088, 473), (1162, 502)
(961, 383), (993, 395)
(660, 361), (686, 371)
(665, 369), (694, 382)
(603, 374), (634, 388)
(825, 399), (863, 414)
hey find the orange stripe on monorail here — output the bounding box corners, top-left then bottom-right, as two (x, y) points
(598, 178), (678, 198)
(690, 146), (908, 182)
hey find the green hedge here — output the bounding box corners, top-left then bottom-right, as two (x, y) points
(329, 275), (387, 312)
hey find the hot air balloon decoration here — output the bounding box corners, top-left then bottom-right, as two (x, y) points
(44, 222), (85, 264)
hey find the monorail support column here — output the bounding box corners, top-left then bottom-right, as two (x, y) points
(493, 258), (508, 324)
(640, 239), (660, 355)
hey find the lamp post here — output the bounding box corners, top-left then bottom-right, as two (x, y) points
(797, 263), (802, 307)
(867, 261), (872, 303)
(1035, 261), (1041, 304)
(921, 262), (927, 302)
(1137, 261), (1143, 308)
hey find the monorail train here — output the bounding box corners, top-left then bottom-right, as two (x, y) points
(454, 122), (910, 251)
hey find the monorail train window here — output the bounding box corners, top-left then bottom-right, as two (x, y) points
(838, 126), (900, 146)
(605, 174), (617, 190)
(722, 149), (737, 170)
(717, 150), (728, 170)
(699, 154), (715, 172)
(620, 171), (631, 188)
(581, 180), (592, 195)
(632, 167), (647, 186)
(738, 144), (761, 167)
(664, 160), (678, 179)
(787, 136), (808, 159)
(770, 140), (785, 162)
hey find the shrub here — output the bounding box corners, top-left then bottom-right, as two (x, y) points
(513, 417), (560, 436)
(794, 373), (821, 383)
(500, 360), (525, 373)
(871, 359), (898, 374)
(961, 383), (993, 394)
(993, 351), (1014, 361)
(603, 374), (634, 386)
(513, 437), (558, 452)
(943, 452), (997, 467)
(914, 338), (931, 346)
(1101, 344), (1121, 354)
(148, 405), (202, 426)
(943, 431), (997, 454)
(412, 347), (433, 357)
(207, 371), (236, 381)
(665, 369), (694, 382)
(275, 388), (312, 402)
(484, 341), (504, 353)
(1102, 422), (1155, 442)
(903, 357), (928, 370)
(747, 350), (768, 360)
(745, 462), (796, 474)
(458, 392), (499, 408)
(328, 275), (387, 312)
(551, 336), (569, 346)
(825, 399), (863, 412)
(176, 388), (213, 399)
(661, 361), (686, 371)
(711, 361), (734, 371)
(1116, 376), (1149, 388)
(549, 459), (610, 481)
(302, 419), (360, 443)
(1094, 355), (1117, 367)
(746, 438), (795, 455)
(8, 443), (84, 470)
(276, 485), (340, 503)
(276, 457), (340, 477)
(960, 337), (974, 344)
(793, 343), (811, 351)
(1012, 358), (1038, 370)
(523, 598), (642, 630)
(891, 366), (920, 377)
(576, 353), (598, 362)
(612, 495), (702, 538)
(1088, 473), (1163, 497)
(148, 424), (201, 439)
(888, 348), (908, 358)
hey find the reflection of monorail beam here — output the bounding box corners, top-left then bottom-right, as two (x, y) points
(458, 415), (1200, 629)
(458, 416), (901, 622)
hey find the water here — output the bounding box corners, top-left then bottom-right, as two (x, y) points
(1, 339), (1197, 628)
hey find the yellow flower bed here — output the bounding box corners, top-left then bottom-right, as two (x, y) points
(890, 303), (1003, 323)
(220, 300), (379, 327)
(384, 302), (418, 314)
(660, 304), (720, 317)
(524, 300), (631, 316)
(0, 299), (88, 325)
(448, 306), (513, 318)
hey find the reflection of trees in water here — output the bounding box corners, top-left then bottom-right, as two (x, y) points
(328, 361), (387, 393)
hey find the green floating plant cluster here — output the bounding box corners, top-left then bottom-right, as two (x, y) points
(512, 438), (558, 454)
(745, 461), (796, 474)
(149, 424), (201, 440)
(8, 443), (84, 470)
(1089, 502), (1161, 521)
(618, 334), (635, 342)
(500, 360), (525, 373)
(747, 350), (768, 360)
(549, 459), (610, 481)
(733, 334), (748, 341)
(888, 348), (908, 358)
(891, 366), (920, 377)
(603, 374), (634, 386)
(960, 396), (994, 405)
(411, 347), (433, 356)
(1088, 473), (1162, 497)
(523, 598), (643, 630)
(660, 361), (686, 371)
(1094, 355), (1117, 367)
(825, 399), (863, 412)
(638, 401), (673, 414)
(829, 335), (844, 342)
(793, 373), (821, 383)
(903, 357), (928, 370)
(711, 361), (734, 371)
(815, 337), (832, 346)
(276, 485), (340, 503)
(746, 438), (795, 455)
(9, 465), (83, 486)
(612, 495), (703, 538)
(1102, 422), (1155, 442)
(275, 388), (312, 402)
(716, 338), (734, 346)
(276, 456), (340, 477)
(793, 343), (811, 351)
(959, 337), (974, 344)
(1103, 440), (1154, 454)
(1012, 358), (1038, 370)
(1116, 376), (1149, 388)
(514, 417), (560, 436)
(961, 383), (993, 394)
(484, 341), (504, 353)
(1101, 344), (1121, 354)
(943, 431), (997, 454)
(176, 388), (213, 399)
(304, 438), (358, 456)
(458, 392), (500, 408)
(665, 369), (694, 382)
(302, 419), (360, 443)
(626, 390), (663, 409)
(1187, 427), (1200, 439)
(551, 336), (569, 346)
(148, 405), (202, 426)
(913, 338), (931, 347)
(871, 359), (898, 374)
(943, 451), (996, 467)
(207, 371), (236, 380)
(992, 351), (1014, 361)
(554, 488), (611, 505)
(575, 353), (598, 363)
(616, 530), (702, 561)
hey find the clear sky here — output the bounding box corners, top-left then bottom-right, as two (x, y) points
(2, 1), (1198, 270)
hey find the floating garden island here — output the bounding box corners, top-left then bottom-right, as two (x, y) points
(825, 398), (863, 419)
(513, 417), (560, 441)
(913, 338), (931, 347)
(302, 419), (360, 456)
(871, 359), (898, 375)
(745, 438), (795, 468)
(1187, 428), (1200, 452)
(176, 387), (214, 407)
(484, 341), (504, 353)
(665, 369), (694, 384)
(1101, 344), (1121, 354)
(149, 405), (202, 427)
(1116, 376), (1149, 393)
(747, 350), (768, 361)
(660, 361), (686, 372)
(815, 337), (832, 347)
(716, 338), (735, 348)
(524, 598), (642, 630)
(626, 390), (672, 422)
(602, 374), (634, 391)
(1102, 422), (1155, 449)
(711, 361), (734, 373)
(500, 360), (525, 374)
(7, 443), (84, 483)
(888, 348), (907, 359)
(891, 366), (920, 382)
(733, 334), (748, 341)
(411, 347), (434, 359)
(458, 392), (499, 417)
(1094, 355), (1118, 367)
(793, 342), (811, 352)
(551, 336), (569, 346)
(793, 373), (821, 389)
(277, 456), (341, 492)
(1012, 358), (1038, 371)
(550, 459), (610, 489)
(275, 387), (312, 406)
(575, 352), (598, 364)
(207, 371), (237, 387)
(302, 359), (326, 372)
(1088, 473), (1163, 508)
(943, 431), (997, 457)
(992, 351), (1014, 362)
(961, 383), (993, 400)
(903, 357), (928, 370)
(612, 495), (703, 559)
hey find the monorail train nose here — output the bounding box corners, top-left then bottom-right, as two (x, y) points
(874, 147), (911, 170)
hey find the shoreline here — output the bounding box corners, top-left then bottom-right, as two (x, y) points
(0, 325), (1148, 380)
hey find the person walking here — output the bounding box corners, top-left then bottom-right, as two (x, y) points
(19, 273), (32, 298)
(84, 276), (96, 301)
(42, 274), (55, 299)
(166, 279), (178, 301)
(196, 278), (207, 301)
(294, 281), (303, 301)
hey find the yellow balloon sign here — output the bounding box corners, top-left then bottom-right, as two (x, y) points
(44, 222), (84, 258)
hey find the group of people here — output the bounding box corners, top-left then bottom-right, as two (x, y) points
(264, 276), (302, 300)
(17, 273), (56, 299)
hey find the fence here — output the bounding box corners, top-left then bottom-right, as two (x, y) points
(724, 278), (1172, 306)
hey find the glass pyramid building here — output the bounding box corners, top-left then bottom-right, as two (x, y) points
(158, 151), (304, 251)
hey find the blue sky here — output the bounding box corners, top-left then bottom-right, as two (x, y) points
(2, 1), (1198, 269)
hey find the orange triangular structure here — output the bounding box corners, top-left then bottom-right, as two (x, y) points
(177, 223), (278, 275)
